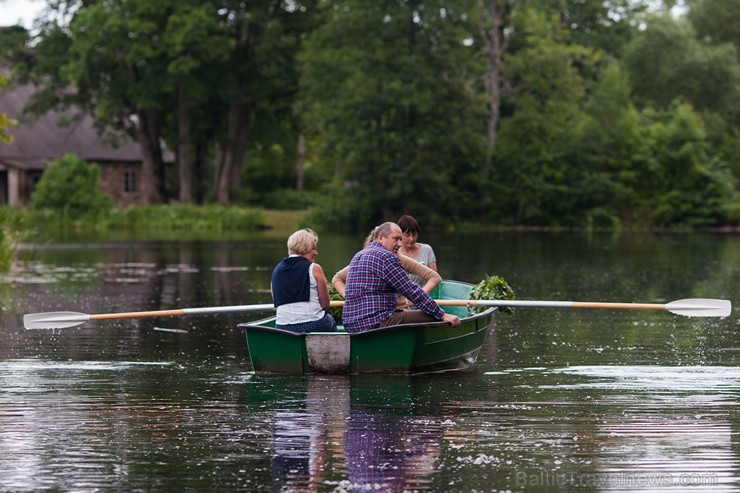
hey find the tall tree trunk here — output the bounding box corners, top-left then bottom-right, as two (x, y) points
(215, 100), (251, 204)
(136, 107), (165, 204)
(128, 61), (165, 204)
(296, 133), (305, 191)
(176, 85), (192, 203)
(479, 0), (513, 208)
(194, 140), (206, 204)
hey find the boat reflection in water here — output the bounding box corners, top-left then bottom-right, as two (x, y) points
(263, 375), (445, 492)
(268, 376), (349, 491)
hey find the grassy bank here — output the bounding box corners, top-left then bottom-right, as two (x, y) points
(0, 205), (311, 241)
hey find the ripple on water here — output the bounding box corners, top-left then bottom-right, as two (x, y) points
(463, 365), (740, 491)
(546, 365), (740, 393)
(0, 359), (175, 394)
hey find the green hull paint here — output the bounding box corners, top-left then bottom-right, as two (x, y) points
(239, 281), (495, 374)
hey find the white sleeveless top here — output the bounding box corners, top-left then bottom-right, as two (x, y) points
(276, 262), (324, 324)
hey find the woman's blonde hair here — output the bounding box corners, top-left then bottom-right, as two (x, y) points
(287, 228), (318, 255)
(362, 227), (379, 248)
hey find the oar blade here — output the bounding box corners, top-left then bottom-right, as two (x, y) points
(665, 298), (732, 318)
(24, 311), (90, 330)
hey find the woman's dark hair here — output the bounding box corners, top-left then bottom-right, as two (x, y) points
(397, 214), (420, 234)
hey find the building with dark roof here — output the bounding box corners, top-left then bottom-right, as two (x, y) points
(0, 83), (144, 206)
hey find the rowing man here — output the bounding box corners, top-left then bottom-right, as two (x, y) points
(342, 222), (460, 333)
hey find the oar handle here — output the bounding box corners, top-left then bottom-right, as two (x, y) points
(439, 300), (666, 310)
(333, 299), (650, 309)
(90, 309), (186, 321)
(88, 304), (280, 321)
(572, 302), (665, 310)
(437, 300), (575, 308)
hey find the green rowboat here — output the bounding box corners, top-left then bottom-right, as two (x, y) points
(238, 280), (496, 374)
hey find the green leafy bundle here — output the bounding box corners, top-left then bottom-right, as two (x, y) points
(470, 276), (516, 315)
(327, 282), (344, 324)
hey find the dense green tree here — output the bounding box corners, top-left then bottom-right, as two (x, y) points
(637, 103), (736, 226)
(5, 0), (737, 229)
(623, 14), (740, 128)
(686, 0), (740, 193)
(300, 0), (482, 229)
(21, 0), (316, 205)
(0, 25), (32, 67)
(546, 0), (647, 56)
(622, 10), (740, 226)
(568, 59), (642, 227)
(31, 153), (113, 220)
(210, 1), (317, 204)
(224, 0), (320, 205)
(0, 26), (30, 144)
(468, 0), (518, 212)
(0, 73), (15, 144)
(161, 2), (234, 202)
(573, 59), (737, 227)
(491, 7), (598, 225)
(24, 1), (180, 203)
(687, 0), (740, 50)
(467, 0), (645, 223)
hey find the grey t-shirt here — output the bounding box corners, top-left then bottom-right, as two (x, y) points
(409, 243), (436, 285)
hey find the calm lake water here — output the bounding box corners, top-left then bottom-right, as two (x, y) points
(1, 231), (739, 492)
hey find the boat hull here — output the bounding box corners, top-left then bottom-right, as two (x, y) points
(239, 281), (495, 375)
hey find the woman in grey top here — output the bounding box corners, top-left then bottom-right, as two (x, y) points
(396, 214), (437, 285)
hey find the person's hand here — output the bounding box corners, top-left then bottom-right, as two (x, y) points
(397, 296), (410, 309)
(442, 313), (461, 327)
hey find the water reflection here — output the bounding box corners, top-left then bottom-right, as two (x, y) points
(1, 234), (740, 491)
(261, 364), (740, 491)
(476, 365), (740, 491)
(0, 359), (176, 491)
(549, 365), (740, 394)
(265, 375), (447, 492)
(269, 376), (348, 491)
(345, 378), (445, 492)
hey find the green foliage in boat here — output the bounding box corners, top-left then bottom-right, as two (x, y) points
(470, 276), (516, 315)
(327, 282), (344, 324)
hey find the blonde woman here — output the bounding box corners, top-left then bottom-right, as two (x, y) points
(270, 228), (337, 333)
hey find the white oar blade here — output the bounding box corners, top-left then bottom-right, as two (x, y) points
(24, 311), (90, 330)
(665, 298), (732, 318)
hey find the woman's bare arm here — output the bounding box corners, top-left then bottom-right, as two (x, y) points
(331, 265), (349, 297)
(313, 263), (331, 309)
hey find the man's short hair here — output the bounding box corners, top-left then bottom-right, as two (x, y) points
(374, 222), (397, 239)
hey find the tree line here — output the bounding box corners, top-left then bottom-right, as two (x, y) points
(2, 0), (739, 231)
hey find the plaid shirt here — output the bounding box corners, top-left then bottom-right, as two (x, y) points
(343, 242), (445, 333)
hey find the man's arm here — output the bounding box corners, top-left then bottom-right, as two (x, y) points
(381, 254), (445, 319)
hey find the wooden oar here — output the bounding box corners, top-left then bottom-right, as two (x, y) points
(24, 303), (278, 330)
(435, 298), (731, 318)
(24, 297), (730, 330)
